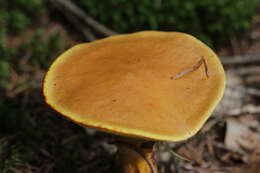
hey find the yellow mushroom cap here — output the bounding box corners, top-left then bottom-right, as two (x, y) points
(43, 31), (225, 142)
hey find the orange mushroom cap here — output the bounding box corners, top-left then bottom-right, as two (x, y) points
(43, 31), (225, 142)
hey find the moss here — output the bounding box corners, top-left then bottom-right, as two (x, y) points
(0, 0), (45, 35)
(77, 0), (260, 47)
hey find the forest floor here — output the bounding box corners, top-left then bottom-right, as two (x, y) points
(1, 4), (260, 173)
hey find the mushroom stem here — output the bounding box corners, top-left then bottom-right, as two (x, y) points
(116, 141), (158, 173)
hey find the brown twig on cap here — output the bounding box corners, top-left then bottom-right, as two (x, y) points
(170, 56), (209, 80)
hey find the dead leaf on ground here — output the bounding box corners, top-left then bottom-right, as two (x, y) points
(225, 115), (260, 155)
(214, 71), (245, 116)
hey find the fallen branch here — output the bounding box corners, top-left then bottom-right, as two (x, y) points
(232, 66), (260, 76)
(245, 75), (260, 84)
(62, 11), (97, 41)
(241, 104), (260, 114)
(220, 55), (260, 65)
(51, 1), (96, 41)
(221, 104), (260, 116)
(228, 85), (260, 97)
(48, 0), (117, 37)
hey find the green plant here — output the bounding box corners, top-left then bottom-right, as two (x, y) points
(0, 0), (44, 35)
(7, 10), (30, 34)
(13, 0), (44, 18)
(0, 60), (10, 88)
(0, 138), (24, 173)
(78, 0), (260, 47)
(18, 30), (63, 69)
(0, 26), (11, 88)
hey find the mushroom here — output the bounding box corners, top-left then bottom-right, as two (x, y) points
(43, 31), (225, 173)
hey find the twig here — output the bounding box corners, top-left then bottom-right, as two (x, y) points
(170, 57), (209, 80)
(170, 151), (192, 162)
(51, 1), (96, 41)
(245, 75), (260, 84)
(219, 104), (260, 116)
(232, 66), (260, 76)
(62, 9), (97, 41)
(49, 0), (117, 36)
(238, 104), (260, 115)
(172, 156), (181, 173)
(228, 85), (260, 97)
(220, 54), (260, 65)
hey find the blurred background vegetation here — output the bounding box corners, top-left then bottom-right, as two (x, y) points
(76, 0), (259, 46)
(1, 0), (260, 173)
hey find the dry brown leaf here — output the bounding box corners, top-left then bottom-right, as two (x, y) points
(214, 71), (245, 116)
(178, 141), (205, 164)
(225, 116), (260, 154)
